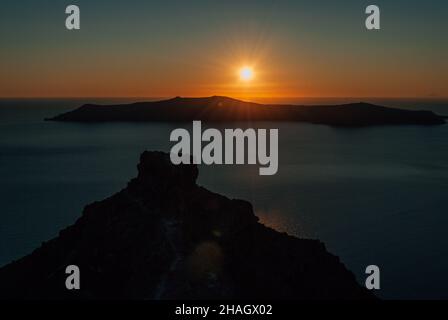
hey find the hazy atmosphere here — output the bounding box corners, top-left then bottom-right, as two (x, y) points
(1, 0), (447, 98)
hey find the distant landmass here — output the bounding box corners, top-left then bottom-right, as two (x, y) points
(0, 151), (373, 299)
(47, 96), (445, 126)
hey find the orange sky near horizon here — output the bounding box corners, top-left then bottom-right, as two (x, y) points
(1, 2), (447, 99)
(2, 37), (447, 99)
(2, 50), (447, 99)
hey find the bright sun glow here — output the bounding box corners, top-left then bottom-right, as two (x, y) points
(239, 66), (254, 82)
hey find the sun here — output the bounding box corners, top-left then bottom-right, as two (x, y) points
(239, 66), (254, 82)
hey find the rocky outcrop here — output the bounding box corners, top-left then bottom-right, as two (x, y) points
(0, 151), (374, 299)
(46, 96), (445, 126)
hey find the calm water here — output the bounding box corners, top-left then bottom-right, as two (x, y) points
(1, 98), (448, 299)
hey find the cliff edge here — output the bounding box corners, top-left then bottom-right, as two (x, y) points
(0, 151), (374, 299)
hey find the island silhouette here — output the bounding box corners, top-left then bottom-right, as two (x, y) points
(47, 96), (446, 127)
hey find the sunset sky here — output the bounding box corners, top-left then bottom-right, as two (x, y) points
(1, 0), (447, 98)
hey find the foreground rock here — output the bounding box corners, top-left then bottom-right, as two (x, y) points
(47, 96), (445, 126)
(0, 151), (374, 299)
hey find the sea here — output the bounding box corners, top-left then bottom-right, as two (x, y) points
(1, 98), (447, 299)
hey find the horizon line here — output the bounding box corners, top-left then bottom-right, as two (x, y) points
(1, 96), (448, 100)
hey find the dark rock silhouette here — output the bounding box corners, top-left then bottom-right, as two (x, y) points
(0, 151), (374, 300)
(47, 96), (445, 126)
